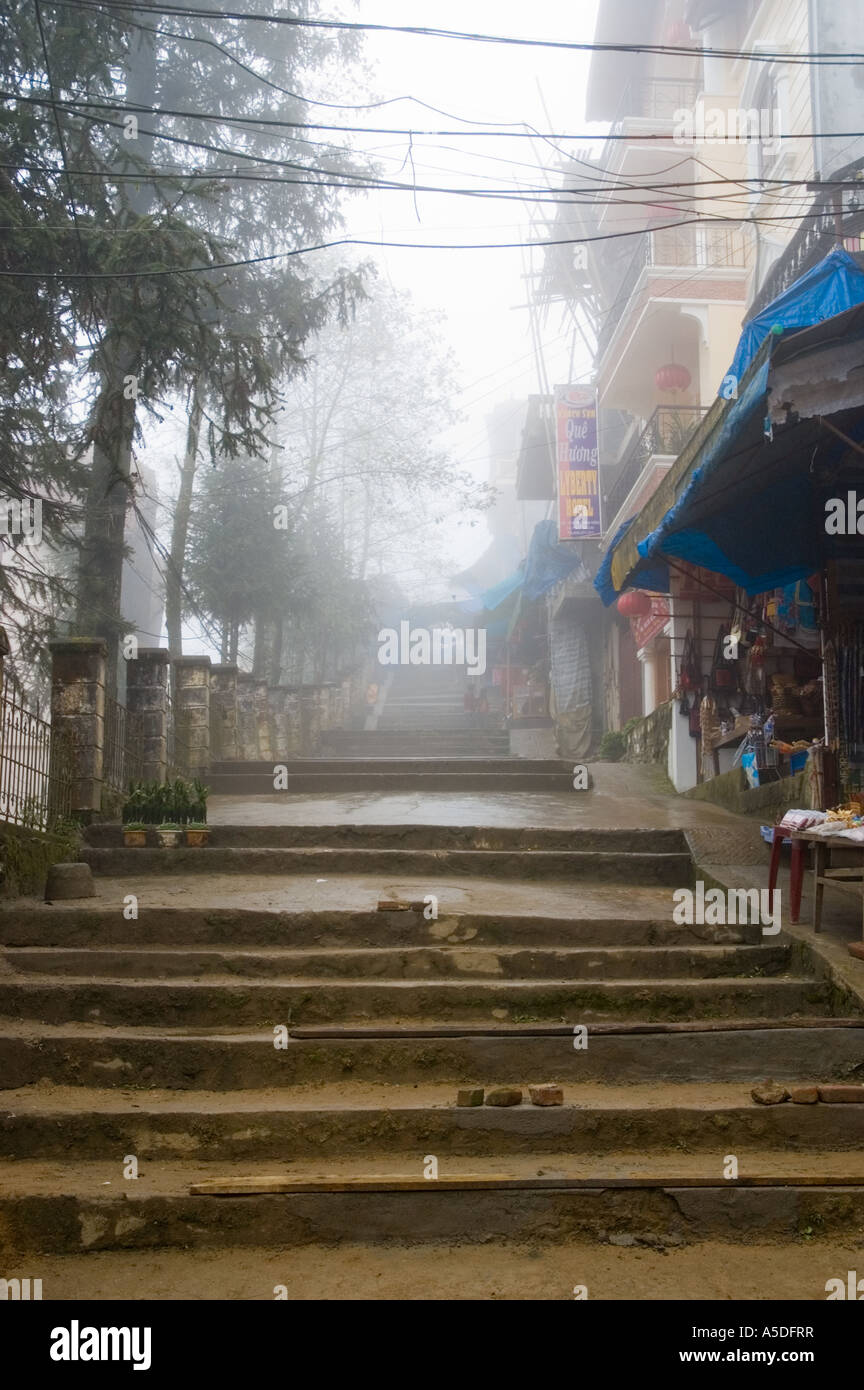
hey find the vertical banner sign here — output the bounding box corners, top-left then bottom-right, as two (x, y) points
(555, 385), (602, 541)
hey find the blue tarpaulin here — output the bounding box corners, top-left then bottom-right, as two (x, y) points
(723, 247), (864, 393)
(593, 518), (670, 606)
(522, 518), (590, 599)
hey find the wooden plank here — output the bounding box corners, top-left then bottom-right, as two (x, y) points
(289, 1018), (864, 1040)
(190, 1175), (864, 1196)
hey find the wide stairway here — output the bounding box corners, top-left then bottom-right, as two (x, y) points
(208, 664), (567, 792)
(2, 820), (864, 1282)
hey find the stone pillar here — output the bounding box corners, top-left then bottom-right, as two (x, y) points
(299, 685), (322, 754)
(126, 647), (169, 785)
(236, 673), (258, 762)
(254, 680), (274, 761)
(172, 655), (211, 780)
(49, 638), (107, 817)
(210, 664), (239, 762)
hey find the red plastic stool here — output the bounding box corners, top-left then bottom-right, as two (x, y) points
(767, 825), (805, 923)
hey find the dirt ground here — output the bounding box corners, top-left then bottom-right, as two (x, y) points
(12, 1238), (864, 1300)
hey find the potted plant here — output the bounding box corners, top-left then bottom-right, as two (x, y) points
(156, 822), (183, 848)
(122, 822), (148, 848)
(190, 778), (209, 825)
(185, 821), (210, 847)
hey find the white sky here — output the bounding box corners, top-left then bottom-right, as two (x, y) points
(341, 1), (603, 574)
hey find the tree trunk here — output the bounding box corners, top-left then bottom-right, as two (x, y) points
(73, 17), (157, 694)
(166, 374), (204, 660)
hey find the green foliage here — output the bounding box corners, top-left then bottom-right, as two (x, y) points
(2, 1), (371, 660)
(598, 729), (627, 762)
(0, 817), (82, 898)
(123, 777), (206, 825)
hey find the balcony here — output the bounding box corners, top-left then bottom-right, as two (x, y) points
(596, 222), (749, 363)
(748, 157), (864, 318)
(599, 76), (703, 171)
(603, 405), (707, 535)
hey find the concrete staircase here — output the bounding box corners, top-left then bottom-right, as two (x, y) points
(2, 823), (864, 1265)
(205, 757), (574, 795)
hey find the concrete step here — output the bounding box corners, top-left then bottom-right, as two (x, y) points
(0, 943), (792, 982)
(0, 903), (762, 948)
(11, 1238), (863, 1301)
(4, 1155), (864, 1253)
(3, 1021), (861, 1089)
(78, 846), (693, 883)
(0, 975), (832, 1027)
(209, 758), (569, 775)
(204, 771), (574, 792)
(4, 1081), (864, 1162)
(83, 824), (681, 852)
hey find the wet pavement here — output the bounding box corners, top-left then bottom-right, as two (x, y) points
(207, 763), (742, 830)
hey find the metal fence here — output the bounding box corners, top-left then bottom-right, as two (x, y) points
(103, 695), (144, 800)
(0, 691), (74, 830)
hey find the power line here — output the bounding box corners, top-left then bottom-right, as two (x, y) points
(1, 203), (856, 279)
(52, 2), (864, 65)
(14, 89), (864, 142)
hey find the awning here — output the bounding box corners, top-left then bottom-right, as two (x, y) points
(596, 300), (864, 603)
(723, 246), (864, 394)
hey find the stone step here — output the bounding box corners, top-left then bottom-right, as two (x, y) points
(11, 1238), (861, 1301)
(209, 758), (570, 775)
(0, 904), (761, 948)
(4, 1081), (862, 1162)
(0, 975), (831, 1027)
(83, 824), (681, 852)
(3, 1021), (861, 1089)
(78, 846), (693, 883)
(0, 943), (791, 982)
(204, 771), (574, 792)
(4, 1155), (864, 1253)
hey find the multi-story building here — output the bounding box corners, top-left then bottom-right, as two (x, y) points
(534, 0), (864, 784)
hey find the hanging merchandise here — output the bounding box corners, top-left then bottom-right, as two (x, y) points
(744, 631), (768, 697)
(689, 692), (703, 738)
(678, 629), (700, 691)
(710, 623), (738, 691)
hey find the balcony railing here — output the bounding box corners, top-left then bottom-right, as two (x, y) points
(596, 223), (748, 359)
(748, 156), (864, 317)
(603, 405), (707, 527)
(601, 76), (703, 166)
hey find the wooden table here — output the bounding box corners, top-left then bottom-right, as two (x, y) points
(792, 830), (864, 942)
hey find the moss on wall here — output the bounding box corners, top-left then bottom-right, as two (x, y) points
(684, 766), (808, 819)
(0, 820), (82, 898)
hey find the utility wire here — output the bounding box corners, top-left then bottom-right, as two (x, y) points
(51, 2), (864, 65)
(14, 89), (864, 142)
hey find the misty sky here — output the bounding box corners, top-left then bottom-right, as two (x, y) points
(342, 1), (602, 570)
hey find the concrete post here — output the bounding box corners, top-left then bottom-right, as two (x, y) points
(172, 655), (211, 780)
(49, 638), (107, 817)
(126, 647), (169, 784)
(210, 664), (239, 762)
(236, 673), (258, 762)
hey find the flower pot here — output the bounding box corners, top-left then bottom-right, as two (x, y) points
(156, 828), (182, 848)
(185, 828), (210, 847)
(123, 830), (147, 848)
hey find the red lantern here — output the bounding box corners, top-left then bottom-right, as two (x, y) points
(655, 362), (692, 393)
(618, 590), (652, 617)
